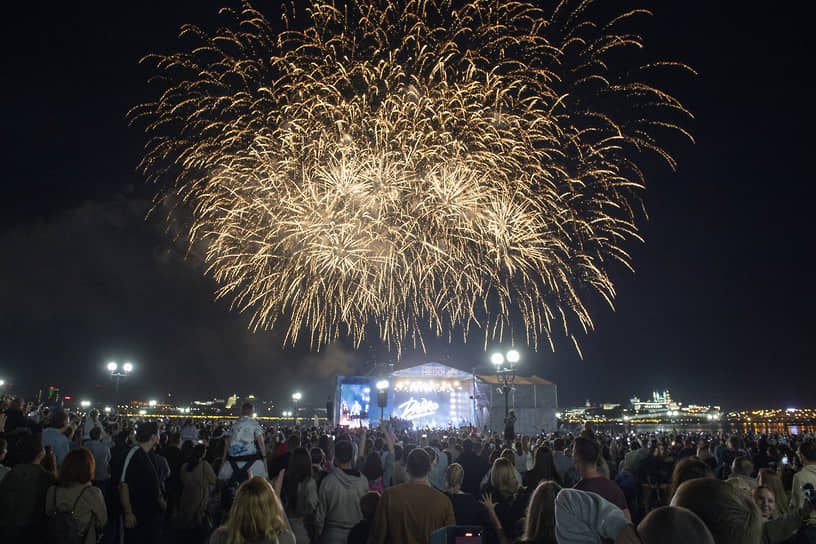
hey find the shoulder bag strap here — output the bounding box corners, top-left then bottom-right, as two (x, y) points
(199, 463), (209, 513)
(120, 446), (139, 484)
(72, 486), (97, 537)
(70, 485), (90, 512)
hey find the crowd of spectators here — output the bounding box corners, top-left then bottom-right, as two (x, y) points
(0, 394), (814, 544)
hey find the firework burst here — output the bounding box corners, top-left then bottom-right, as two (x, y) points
(130, 0), (692, 357)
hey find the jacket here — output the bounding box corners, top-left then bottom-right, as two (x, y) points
(45, 482), (107, 544)
(555, 488), (631, 544)
(0, 463), (57, 540)
(314, 466), (368, 544)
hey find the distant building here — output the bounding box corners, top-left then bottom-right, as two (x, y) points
(630, 390), (679, 415)
(559, 389), (721, 425)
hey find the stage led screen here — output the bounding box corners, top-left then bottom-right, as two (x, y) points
(392, 378), (472, 428)
(338, 383), (372, 427)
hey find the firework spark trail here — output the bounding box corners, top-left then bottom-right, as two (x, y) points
(130, 0), (692, 357)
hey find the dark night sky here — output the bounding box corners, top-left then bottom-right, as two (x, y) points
(2, 1), (814, 410)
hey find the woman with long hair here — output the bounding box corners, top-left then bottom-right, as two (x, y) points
(45, 447), (107, 544)
(752, 484), (809, 544)
(209, 476), (295, 544)
(519, 481), (560, 544)
(443, 463), (489, 527)
(523, 446), (561, 490)
(482, 457), (529, 543)
(177, 443), (217, 537)
(282, 447), (318, 542)
(757, 468), (790, 516)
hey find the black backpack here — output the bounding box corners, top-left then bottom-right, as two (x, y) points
(48, 485), (93, 544)
(220, 458), (253, 510)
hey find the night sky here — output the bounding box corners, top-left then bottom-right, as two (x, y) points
(2, 1), (814, 411)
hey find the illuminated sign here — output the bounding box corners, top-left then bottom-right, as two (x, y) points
(397, 397), (439, 420)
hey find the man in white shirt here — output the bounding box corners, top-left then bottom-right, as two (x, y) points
(218, 402), (268, 481)
(82, 409), (104, 441)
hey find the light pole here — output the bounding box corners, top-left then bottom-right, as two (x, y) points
(491, 349), (520, 418)
(376, 380), (389, 423)
(292, 392), (302, 427)
(107, 361), (133, 394)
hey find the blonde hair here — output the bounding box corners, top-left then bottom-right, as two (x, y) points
(444, 463), (464, 493)
(490, 457), (519, 501)
(757, 468), (789, 516)
(218, 476), (289, 544)
(523, 480), (560, 543)
(725, 477), (751, 496)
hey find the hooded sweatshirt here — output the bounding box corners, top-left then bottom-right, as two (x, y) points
(555, 488), (631, 544)
(314, 467), (369, 544)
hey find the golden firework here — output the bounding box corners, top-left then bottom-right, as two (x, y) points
(130, 0), (692, 357)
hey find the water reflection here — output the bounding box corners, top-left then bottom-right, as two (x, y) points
(728, 423), (815, 435)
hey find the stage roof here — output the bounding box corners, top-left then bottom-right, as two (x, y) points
(391, 362), (472, 379)
(475, 375), (555, 386)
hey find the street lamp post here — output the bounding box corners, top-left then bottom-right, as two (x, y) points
(292, 392), (302, 427)
(107, 362), (133, 394)
(107, 362), (133, 409)
(491, 349), (520, 418)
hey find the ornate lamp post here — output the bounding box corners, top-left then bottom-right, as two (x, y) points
(490, 349), (520, 417)
(107, 362), (133, 392)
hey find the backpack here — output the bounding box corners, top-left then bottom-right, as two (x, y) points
(48, 485), (92, 544)
(220, 458), (253, 510)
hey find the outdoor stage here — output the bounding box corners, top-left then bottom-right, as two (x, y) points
(334, 362), (558, 435)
